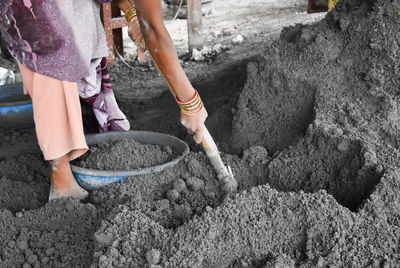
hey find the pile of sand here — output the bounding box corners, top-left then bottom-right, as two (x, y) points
(0, 0), (399, 267)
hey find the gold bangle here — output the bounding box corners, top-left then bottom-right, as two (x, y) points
(125, 5), (137, 23)
(176, 90), (203, 115)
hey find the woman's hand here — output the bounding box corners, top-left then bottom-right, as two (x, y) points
(127, 16), (146, 63)
(180, 107), (208, 144)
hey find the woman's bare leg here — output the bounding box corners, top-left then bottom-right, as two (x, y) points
(48, 154), (88, 200)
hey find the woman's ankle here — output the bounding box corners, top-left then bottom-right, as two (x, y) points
(48, 154), (88, 200)
(50, 155), (73, 189)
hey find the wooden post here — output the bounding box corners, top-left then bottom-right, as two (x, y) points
(187, 0), (203, 52)
(101, 3), (128, 63)
(112, 3), (124, 56)
(101, 3), (114, 62)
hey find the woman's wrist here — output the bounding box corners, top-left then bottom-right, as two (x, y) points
(124, 5), (137, 23)
(176, 89), (203, 115)
(176, 88), (196, 102)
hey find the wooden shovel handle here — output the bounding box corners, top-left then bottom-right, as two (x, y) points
(201, 127), (218, 154)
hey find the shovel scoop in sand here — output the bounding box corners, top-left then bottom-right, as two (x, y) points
(202, 128), (238, 200)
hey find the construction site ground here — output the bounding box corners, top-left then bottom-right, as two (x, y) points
(1, 0), (399, 267)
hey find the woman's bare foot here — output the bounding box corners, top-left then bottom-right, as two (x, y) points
(48, 155), (88, 201)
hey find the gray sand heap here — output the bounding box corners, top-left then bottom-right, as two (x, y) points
(92, 0), (400, 266)
(0, 0), (400, 267)
(0, 199), (98, 268)
(77, 138), (176, 171)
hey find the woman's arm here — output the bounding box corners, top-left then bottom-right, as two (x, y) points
(116, 0), (208, 143)
(135, 0), (196, 101)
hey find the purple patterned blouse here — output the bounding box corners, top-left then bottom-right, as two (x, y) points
(0, 0), (112, 82)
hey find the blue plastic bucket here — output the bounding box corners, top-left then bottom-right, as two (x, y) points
(0, 83), (34, 129)
(71, 131), (190, 190)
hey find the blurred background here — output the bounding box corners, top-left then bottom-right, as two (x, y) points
(0, 0), (330, 85)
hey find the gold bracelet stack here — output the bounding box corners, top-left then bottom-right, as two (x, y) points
(125, 5), (137, 23)
(176, 90), (203, 115)
(328, 0), (338, 11)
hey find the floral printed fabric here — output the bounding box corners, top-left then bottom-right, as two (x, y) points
(78, 58), (130, 133)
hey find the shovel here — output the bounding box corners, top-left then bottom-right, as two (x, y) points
(201, 128), (238, 199)
(148, 54), (238, 199)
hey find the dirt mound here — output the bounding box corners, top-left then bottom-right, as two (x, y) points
(0, 153), (49, 212)
(1, 0), (400, 267)
(0, 198), (99, 268)
(91, 150), (269, 227)
(231, 0), (400, 155)
(91, 0), (400, 266)
(93, 186), (398, 267)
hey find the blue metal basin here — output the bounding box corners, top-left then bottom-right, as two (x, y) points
(71, 131), (190, 190)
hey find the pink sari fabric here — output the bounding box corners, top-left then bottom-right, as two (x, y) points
(19, 62), (88, 161)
